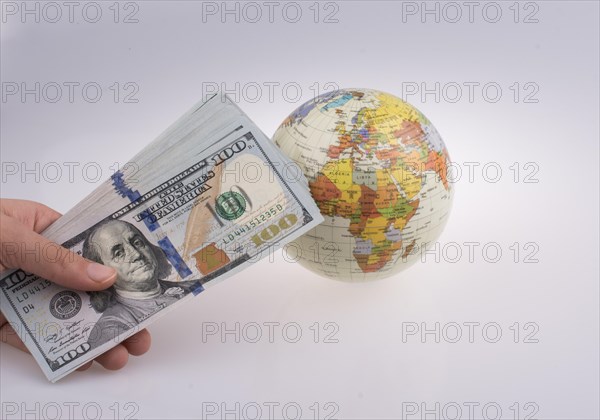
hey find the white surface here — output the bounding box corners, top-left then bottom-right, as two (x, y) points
(1, 1), (598, 419)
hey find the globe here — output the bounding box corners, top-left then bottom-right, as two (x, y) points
(273, 88), (454, 281)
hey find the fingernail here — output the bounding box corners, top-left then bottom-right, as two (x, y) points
(87, 263), (116, 283)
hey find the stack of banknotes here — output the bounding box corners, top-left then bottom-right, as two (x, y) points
(0, 93), (324, 382)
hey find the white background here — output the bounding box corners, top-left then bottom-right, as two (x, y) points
(1, 1), (598, 419)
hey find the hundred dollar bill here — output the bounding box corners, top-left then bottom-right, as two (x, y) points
(0, 93), (323, 382)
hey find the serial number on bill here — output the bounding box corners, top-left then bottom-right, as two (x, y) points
(222, 204), (285, 244)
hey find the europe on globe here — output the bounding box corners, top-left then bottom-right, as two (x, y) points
(273, 88), (454, 281)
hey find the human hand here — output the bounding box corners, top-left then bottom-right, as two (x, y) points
(0, 199), (151, 372)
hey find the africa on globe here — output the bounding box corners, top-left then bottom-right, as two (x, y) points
(273, 88), (453, 281)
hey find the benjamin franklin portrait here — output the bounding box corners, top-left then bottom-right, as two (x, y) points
(83, 219), (198, 349)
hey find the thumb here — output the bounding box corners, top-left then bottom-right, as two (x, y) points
(1, 215), (117, 291)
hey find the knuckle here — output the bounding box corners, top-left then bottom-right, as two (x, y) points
(0, 221), (22, 269)
(54, 248), (83, 272)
